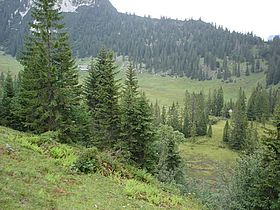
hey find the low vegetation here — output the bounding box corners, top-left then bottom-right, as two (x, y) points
(0, 126), (204, 210)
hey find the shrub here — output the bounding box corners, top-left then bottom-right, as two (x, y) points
(72, 147), (100, 174)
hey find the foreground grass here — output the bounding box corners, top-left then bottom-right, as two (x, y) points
(0, 126), (204, 210)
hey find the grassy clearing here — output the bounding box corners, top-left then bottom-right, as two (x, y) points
(0, 126), (204, 210)
(179, 119), (276, 186)
(138, 72), (266, 106)
(179, 120), (238, 184)
(0, 52), (22, 75)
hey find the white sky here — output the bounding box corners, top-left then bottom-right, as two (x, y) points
(110, 0), (280, 40)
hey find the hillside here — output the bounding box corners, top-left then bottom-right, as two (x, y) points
(0, 126), (205, 210)
(0, 0), (267, 81)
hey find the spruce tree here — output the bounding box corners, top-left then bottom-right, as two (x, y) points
(245, 62), (250, 76)
(0, 72), (4, 88)
(167, 102), (181, 131)
(223, 120), (230, 143)
(195, 92), (207, 136)
(216, 87), (224, 116)
(207, 124), (213, 138)
(0, 71), (14, 126)
(18, 0), (81, 141)
(230, 90), (248, 150)
(161, 105), (167, 125)
(182, 91), (191, 137)
(153, 100), (161, 126)
(85, 49), (120, 148)
(120, 64), (155, 168)
(154, 125), (183, 183)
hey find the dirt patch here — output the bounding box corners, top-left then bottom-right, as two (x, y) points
(0, 147), (5, 155)
(52, 188), (69, 196)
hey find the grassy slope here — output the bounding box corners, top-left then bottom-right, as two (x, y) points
(0, 52), (22, 75)
(138, 72), (266, 106)
(0, 127), (204, 210)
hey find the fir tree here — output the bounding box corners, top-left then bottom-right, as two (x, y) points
(85, 49), (120, 148)
(195, 92), (207, 136)
(182, 91), (191, 137)
(154, 125), (183, 183)
(18, 0), (81, 142)
(245, 62), (250, 76)
(230, 90), (248, 150)
(207, 124), (213, 138)
(0, 72), (4, 87)
(215, 87), (224, 116)
(236, 62), (241, 77)
(223, 120), (230, 143)
(161, 105), (167, 125)
(153, 100), (161, 126)
(0, 71), (14, 126)
(120, 64), (155, 168)
(167, 102), (181, 131)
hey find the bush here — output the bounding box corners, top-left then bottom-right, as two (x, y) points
(72, 147), (100, 174)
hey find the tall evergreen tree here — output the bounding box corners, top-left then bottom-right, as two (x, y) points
(0, 71), (14, 126)
(223, 120), (230, 143)
(195, 92), (207, 136)
(85, 49), (120, 148)
(207, 124), (213, 138)
(153, 100), (161, 126)
(167, 102), (181, 131)
(161, 105), (167, 125)
(154, 125), (183, 183)
(120, 64), (155, 168)
(18, 0), (81, 142)
(215, 87), (224, 116)
(182, 91), (191, 137)
(229, 89), (248, 150)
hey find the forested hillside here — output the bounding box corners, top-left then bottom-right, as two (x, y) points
(1, 0), (276, 81)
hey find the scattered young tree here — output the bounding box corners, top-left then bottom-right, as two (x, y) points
(229, 89), (248, 150)
(161, 105), (167, 125)
(154, 125), (184, 183)
(207, 124), (213, 138)
(223, 120), (230, 143)
(0, 71), (14, 126)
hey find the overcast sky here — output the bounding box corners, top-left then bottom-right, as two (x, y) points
(110, 0), (279, 40)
